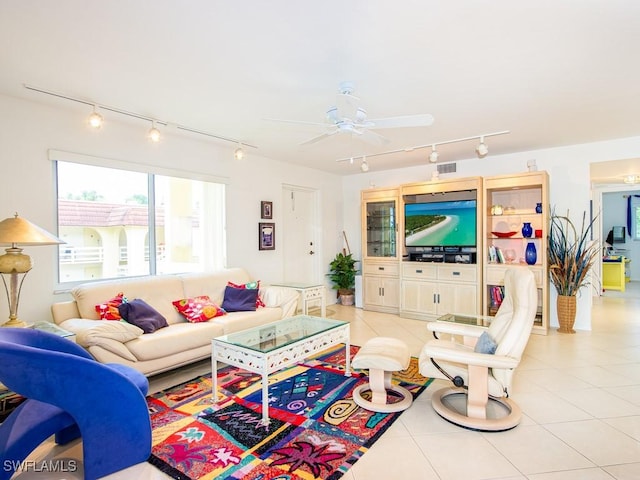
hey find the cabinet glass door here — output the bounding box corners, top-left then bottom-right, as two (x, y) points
(366, 200), (396, 257)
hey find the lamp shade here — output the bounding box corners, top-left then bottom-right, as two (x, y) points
(0, 214), (63, 246)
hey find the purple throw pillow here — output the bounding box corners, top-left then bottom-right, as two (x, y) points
(118, 299), (168, 334)
(221, 286), (259, 312)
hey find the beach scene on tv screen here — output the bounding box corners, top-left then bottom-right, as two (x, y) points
(405, 200), (476, 247)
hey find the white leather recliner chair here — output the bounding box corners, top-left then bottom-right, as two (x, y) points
(419, 268), (537, 431)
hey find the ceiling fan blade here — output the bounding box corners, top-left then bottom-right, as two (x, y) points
(300, 130), (338, 146)
(368, 114), (435, 129)
(356, 129), (391, 146)
(264, 118), (329, 128)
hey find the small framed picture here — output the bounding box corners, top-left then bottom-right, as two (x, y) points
(258, 222), (275, 250)
(261, 201), (273, 219)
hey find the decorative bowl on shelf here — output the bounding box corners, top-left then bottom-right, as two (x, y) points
(491, 231), (517, 238)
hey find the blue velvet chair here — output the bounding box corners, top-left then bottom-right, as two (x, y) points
(0, 328), (151, 480)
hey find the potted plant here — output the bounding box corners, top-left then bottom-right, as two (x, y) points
(547, 209), (599, 333)
(328, 252), (357, 306)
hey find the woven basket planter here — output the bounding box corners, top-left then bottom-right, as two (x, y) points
(557, 295), (577, 334)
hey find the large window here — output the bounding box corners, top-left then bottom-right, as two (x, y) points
(55, 158), (226, 284)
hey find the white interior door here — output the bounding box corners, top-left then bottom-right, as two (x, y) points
(282, 185), (319, 283)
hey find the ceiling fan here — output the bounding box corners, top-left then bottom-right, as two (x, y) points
(268, 81), (435, 146)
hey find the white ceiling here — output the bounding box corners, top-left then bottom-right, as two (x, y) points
(2, 1), (640, 179)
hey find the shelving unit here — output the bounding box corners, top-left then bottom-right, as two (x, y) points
(361, 188), (400, 313)
(483, 171), (549, 334)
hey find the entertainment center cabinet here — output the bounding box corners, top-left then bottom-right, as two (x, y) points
(360, 171), (549, 334)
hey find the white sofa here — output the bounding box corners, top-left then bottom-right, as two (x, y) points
(50, 268), (299, 376)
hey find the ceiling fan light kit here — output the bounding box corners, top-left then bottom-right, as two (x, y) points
(271, 82), (435, 148)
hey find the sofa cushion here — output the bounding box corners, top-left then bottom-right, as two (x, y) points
(172, 296), (226, 323)
(67, 320), (143, 362)
(221, 286), (258, 312)
(125, 322), (224, 361)
(72, 276), (185, 325)
(75, 320), (143, 343)
(179, 268), (254, 305)
(118, 299), (169, 334)
(228, 281), (265, 308)
(95, 292), (126, 320)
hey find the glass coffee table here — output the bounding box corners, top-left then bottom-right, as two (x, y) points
(211, 315), (350, 425)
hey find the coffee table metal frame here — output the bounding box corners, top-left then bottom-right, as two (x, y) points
(211, 315), (351, 425)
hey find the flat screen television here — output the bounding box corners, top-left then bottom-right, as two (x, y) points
(404, 199), (477, 248)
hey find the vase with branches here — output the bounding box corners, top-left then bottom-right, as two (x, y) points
(547, 209), (599, 333)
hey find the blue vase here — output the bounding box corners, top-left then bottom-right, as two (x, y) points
(535, 203), (542, 214)
(521, 222), (533, 238)
(525, 242), (537, 265)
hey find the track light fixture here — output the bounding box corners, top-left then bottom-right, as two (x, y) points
(475, 136), (488, 158)
(87, 105), (103, 129)
(148, 121), (161, 142)
(24, 84), (257, 150)
(336, 130), (509, 167)
(429, 145), (439, 163)
(234, 144), (244, 160)
(360, 157), (369, 172)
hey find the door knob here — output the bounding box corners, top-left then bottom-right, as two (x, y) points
(309, 250), (315, 255)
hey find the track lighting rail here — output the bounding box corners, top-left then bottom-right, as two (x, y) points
(336, 130), (509, 164)
(23, 84), (257, 149)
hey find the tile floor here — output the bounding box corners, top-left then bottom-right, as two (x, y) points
(14, 282), (640, 479)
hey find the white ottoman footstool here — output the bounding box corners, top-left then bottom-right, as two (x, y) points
(352, 337), (413, 413)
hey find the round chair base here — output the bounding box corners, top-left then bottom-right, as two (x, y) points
(431, 387), (522, 432)
(353, 383), (413, 413)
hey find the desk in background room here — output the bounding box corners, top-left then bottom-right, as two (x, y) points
(602, 256), (626, 292)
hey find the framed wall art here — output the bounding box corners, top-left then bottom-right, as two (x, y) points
(258, 222), (275, 250)
(261, 201), (273, 219)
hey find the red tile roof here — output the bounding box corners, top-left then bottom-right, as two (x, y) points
(58, 200), (165, 227)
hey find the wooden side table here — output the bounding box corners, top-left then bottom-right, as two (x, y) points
(272, 283), (326, 317)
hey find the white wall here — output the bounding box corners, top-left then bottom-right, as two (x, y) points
(341, 136), (640, 331)
(0, 94), (343, 324)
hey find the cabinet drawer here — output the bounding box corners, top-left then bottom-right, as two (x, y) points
(437, 265), (477, 282)
(486, 265), (542, 287)
(402, 263), (437, 280)
(363, 262), (399, 276)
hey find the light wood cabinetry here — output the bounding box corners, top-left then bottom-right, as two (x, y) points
(361, 188), (400, 313)
(398, 177), (483, 321)
(401, 262), (477, 319)
(483, 171), (549, 334)
(359, 174), (548, 332)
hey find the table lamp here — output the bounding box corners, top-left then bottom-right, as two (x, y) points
(0, 213), (63, 327)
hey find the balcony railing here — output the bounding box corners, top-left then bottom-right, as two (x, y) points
(59, 246), (103, 264)
(60, 245), (167, 264)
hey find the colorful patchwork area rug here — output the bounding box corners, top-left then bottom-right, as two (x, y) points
(147, 344), (432, 480)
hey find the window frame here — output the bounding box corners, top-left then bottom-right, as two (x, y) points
(50, 150), (228, 289)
